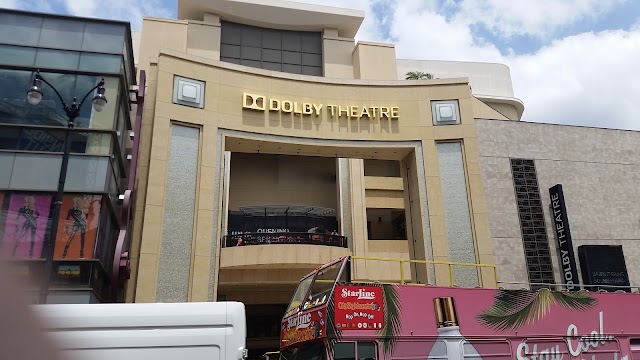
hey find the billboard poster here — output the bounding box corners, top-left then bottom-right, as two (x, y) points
(334, 285), (385, 330)
(53, 194), (103, 259)
(0, 192), (52, 259)
(281, 306), (327, 348)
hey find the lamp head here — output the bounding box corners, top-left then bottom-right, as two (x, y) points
(26, 75), (43, 106)
(92, 78), (107, 112)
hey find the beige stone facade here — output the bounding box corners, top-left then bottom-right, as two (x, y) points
(476, 119), (640, 288)
(127, 0), (640, 354)
(127, 0), (516, 313)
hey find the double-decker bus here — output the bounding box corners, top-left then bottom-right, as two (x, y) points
(280, 256), (640, 360)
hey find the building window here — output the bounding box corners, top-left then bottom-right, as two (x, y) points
(510, 158), (555, 289)
(220, 21), (323, 76)
(0, 69), (121, 131)
(367, 208), (407, 240)
(364, 159), (401, 177)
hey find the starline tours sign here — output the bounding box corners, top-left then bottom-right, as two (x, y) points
(333, 285), (385, 330)
(243, 93), (400, 120)
(280, 306), (326, 347)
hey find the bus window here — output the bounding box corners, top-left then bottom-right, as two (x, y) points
(631, 339), (640, 359)
(357, 342), (377, 360)
(307, 261), (345, 307)
(334, 343), (355, 360)
(285, 274), (314, 315)
(289, 342), (325, 360)
(334, 342), (377, 360)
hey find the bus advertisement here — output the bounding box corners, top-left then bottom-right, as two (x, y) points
(281, 256), (640, 360)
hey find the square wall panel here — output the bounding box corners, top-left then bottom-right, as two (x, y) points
(173, 76), (205, 109)
(431, 100), (461, 125)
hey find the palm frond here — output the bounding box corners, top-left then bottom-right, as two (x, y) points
(376, 284), (402, 356)
(477, 289), (598, 332)
(550, 290), (597, 311)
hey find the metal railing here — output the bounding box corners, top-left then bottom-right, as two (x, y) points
(350, 256), (499, 289)
(222, 232), (348, 248)
(497, 281), (640, 293)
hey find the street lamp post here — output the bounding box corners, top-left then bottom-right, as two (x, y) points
(26, 70), (108, 304)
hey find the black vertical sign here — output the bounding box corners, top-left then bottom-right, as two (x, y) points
(549, 184), (581, 290)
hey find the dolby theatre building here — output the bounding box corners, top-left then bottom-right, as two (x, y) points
(130, 0), (640, 353)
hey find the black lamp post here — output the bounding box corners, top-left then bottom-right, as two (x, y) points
(27, 70), (108, 304)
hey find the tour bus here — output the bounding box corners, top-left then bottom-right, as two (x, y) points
(32, 301), (247, 360)
(280, 256), (640, 360)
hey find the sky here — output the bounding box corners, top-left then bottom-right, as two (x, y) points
(3, 0), (639, 130)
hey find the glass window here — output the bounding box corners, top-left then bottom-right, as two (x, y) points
(283, 64), (302, 74)
(94, 195), (110, 261)
(357, 343), (377, 360)
(35, 49), (80, 70)
(302, 66), (323, 76)
(18, 128), (65, 152)
(282, 32), (301, 52)
(79, 53), (122, 74)
(307, 260), (345, 306)
(0, 68), (120, 130)
(82, 22), (125, 53)
(221, 44), (241, 58)
(367, 209), (407, 240)
(39, 17), (85, 51)
(0, 13), (43, 47)
(0, 45), (36, 67)
(0, 127), (20, 150)
(285, 342), (325, 360)
(286, 274), (314, 314)
(220, 21), (323, 76)
(334, 343), (355, 360)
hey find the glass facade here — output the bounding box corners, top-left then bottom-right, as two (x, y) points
(0, 69), (121, 130)
(0, 9), (135, 303)
(220, 21), (323, 76)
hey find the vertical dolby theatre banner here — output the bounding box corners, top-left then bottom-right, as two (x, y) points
(0, 192), (52, 259)
(53, 194), (103, 259)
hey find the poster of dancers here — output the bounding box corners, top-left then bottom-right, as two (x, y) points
(53, 194), (103, 259)
(0, 192), (52, 259)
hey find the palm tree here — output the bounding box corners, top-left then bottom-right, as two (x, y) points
(405, 71), (434, 80)
(477, 288), (597, 332)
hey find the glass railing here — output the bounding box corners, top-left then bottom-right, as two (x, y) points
(223, 232), (348, 248)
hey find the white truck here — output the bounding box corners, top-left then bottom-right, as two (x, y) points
(30, 301), (247, 360)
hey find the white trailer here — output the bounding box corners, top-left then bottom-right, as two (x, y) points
(30, 301), (247, 360)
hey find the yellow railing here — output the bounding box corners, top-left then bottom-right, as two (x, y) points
(350, 256), (499, 289)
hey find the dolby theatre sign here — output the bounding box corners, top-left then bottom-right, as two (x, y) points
(243, 93), (399, 120)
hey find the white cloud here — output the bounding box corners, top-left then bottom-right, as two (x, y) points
(62, 0), (172, 29)
(1, 0), (171, 29)
(509, 29), (640, 130)
(390, 2), (503, 62)
(0, 0), (17, 8)
(457, 0), (626, 39)
(298, 0), (640, 130)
